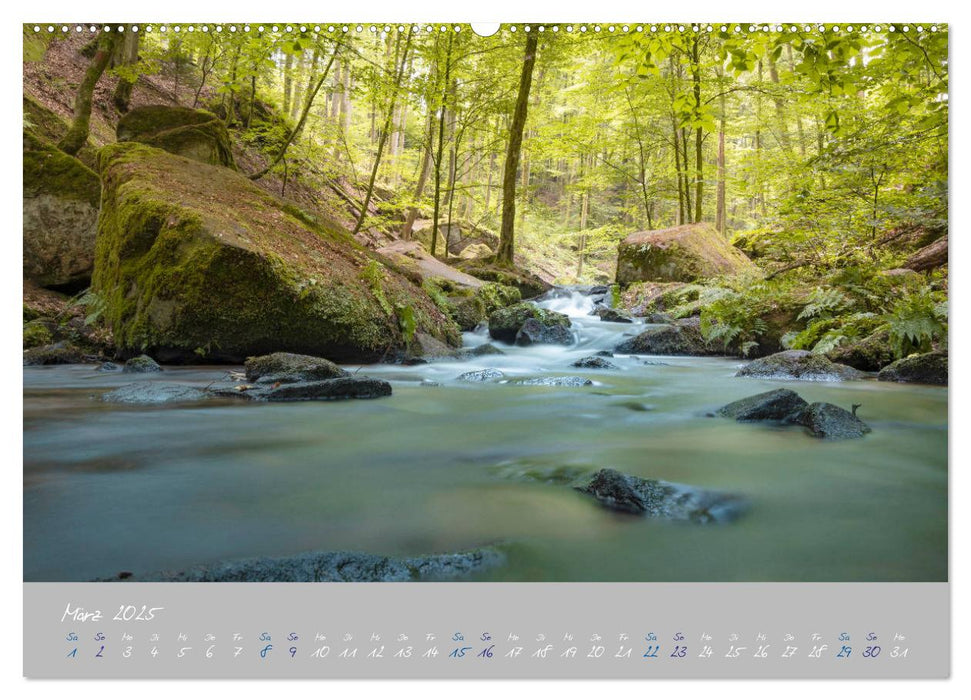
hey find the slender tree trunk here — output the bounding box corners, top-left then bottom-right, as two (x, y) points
(401, 107), (436, 240)
(496, 30), (539, 266)
(692, 36), (703, 223)
(112, 30), (140, 113)
(672, 114), (684, 225)
(249, 41), (340, 181)
(283, 52), (293, 116)
(431, 33), (453, 257)
(60, 30), (120, 155)
(353, 29), (414, 235)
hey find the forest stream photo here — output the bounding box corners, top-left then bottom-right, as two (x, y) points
(22, 23), (947, 583)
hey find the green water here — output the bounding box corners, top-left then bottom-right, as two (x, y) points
(22, 292), (947, 582)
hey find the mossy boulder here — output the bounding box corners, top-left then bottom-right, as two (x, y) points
(826, 330), (895, 372)
(23, 342), (84, 366)
(735, 350), (864, 382)
(23, 320), (54, 348)
(117, 106), (236, 169)
(877, 351), (947, 386)
(615, 321), (715, 356)
(23, 131), (102, 289)
(447, 282), (521, 331)
(244, 352), (348, 383)
(616, 223), (756, 286)
(453, 260), (551, 300)
(93, 143), (460, 363)
(488, 303), (571, 345)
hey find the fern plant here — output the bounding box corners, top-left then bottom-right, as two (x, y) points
(883, 289), (946, 359)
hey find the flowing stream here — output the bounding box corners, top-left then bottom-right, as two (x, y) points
(23, 289), (947, 582)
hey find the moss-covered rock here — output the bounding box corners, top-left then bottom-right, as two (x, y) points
(117, 106), (236, 169)
(735, 350), (864, 382)
(23, 342), (84, 365)
(615, 321), (716, 356)
(94, 142), (460, 363)
(877, 351), (947, 385)
(616, 223), (757, 286)
(23, 320), (54, 348)
(488, 303), (571, 345)
(23, 130), (102, 289)
(123, 355), (163, 373)
(453, 260), (551, 300)
(244, 352), (348, 383)
(448, 282), (522, 331)
(826, 330), (895, 372)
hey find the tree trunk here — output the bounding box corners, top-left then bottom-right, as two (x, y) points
(496, 30), (539, 266)
(401, 107), (436, 240)
(283, 52), (293, 116)
(692, 36), (703, 223)
(112, 30), (140, 113)
(249, 41), (340, 181)
(431, 33), (453, 257)
(60, 30), (120, 155)
(353, 29), (414, 235)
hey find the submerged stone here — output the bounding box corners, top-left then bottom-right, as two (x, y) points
(574, 468), (747, 523)
(717, 388), (808, 422)
(457, 368), (505, 382)
(262, 377), (392, 401)
(96, 547), (505, 582)
(514, 376), (594, 387)
(102, 382), (208, 405)
(462, 343), (506, 358)
(571, 356), (619, 370)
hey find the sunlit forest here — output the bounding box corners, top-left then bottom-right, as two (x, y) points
(23, 24), (948, 583)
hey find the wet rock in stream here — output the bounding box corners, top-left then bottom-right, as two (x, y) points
(96, 547), (506, 582)
(572, 356), (619, 369)
(513, 376), (594, 387)
(457, 368), (505, 382)
(123, 354), (163, 373)
(102, 383), (209, 405)
(574, 468), (747, 523)
(715, 389), (871, 440)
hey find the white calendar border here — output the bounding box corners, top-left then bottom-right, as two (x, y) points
(4, 0), (966, 696)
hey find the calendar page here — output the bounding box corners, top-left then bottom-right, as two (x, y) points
(21, 14), (949, 681)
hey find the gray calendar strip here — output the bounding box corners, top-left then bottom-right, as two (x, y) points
(24, 582), (948, 678)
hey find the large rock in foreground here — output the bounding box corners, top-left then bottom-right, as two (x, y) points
(117, 106), (236, 169)
(574, 469), (747, 523)
(877, 351), (947, 385)
(96, 547), (505, 582)
(616, 223), (756, 285)
(791, 402), (872, 440)
(94, 143), (459, 363)
(488, 303), (572, 346)
(717, 388), (807, 421)
(735, 350), (864, 381)
(23, 131), (101, 288)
